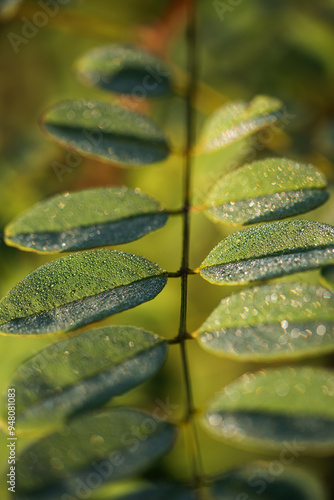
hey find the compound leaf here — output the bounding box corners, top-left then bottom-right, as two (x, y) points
(211, 463), (326, 500)
(199, 220), (334, 285)
(199, 95), (283, 153)
(197, 282), (334, 361)
(205, 158), (328, 225)
(75, 44), (172, 97)
(0, 249), (167, 335)
(5, 187), (168, 253)
(203, 366), (334, 454)
(40, 99), (170, 167)
(15, 408), (177, 499)
(6, 326), (167, 430)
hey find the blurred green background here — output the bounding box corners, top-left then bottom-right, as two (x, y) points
(1, 0), (334, 498)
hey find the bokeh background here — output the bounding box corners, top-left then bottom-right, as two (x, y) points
(1, 0), (334, 498)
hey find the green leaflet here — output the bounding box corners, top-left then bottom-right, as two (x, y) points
(15, 408), (177, 499)
(197, 282), (334, 361)
(203, 366), (334, 453)
(5, 187), (168, 253)
(5, 326), (167, 430)
(40, 99), (170, 166)
(199, 95), (283, 153)
(205, 158), (328, 225)
(0, 0), (22, 20)
(75, 44), (172, 96)
(0, 249), (167, 335)
(199, 220), (334, 285)
(210, 463), (326, 500)
(88, 469), (325, 500)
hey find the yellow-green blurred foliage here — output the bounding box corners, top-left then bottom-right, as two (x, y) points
(1, 0), (334, 497)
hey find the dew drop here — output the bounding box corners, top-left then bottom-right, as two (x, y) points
(316, 325), (326, 336)
(208, 413), (222, 426)
(281, 320), (289, 329)
(291, 328), (300, 338)
(275, 380), (290, 396)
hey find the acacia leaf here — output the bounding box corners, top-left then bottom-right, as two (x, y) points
(0, 249), (167, 335)
(6, 326), (167, 430)
(199, 220), (334, 285)
(15, 408), (177, 499)
(211, 463), (326, 500)
(5, 187), (168, 253)
(203, 366), (334, 454)
(75, 44), (172, 97)
(199, 95), (283, 153)
(197, 282), (334, 361)
(40, 99), (170, 167)
(205, 158), (328, 225)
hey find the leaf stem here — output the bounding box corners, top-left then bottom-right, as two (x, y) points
(177, 0), (203, 490)
(167, 269), (196, 278)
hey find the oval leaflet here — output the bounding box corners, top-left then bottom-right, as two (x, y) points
(40, 99), (170, 167)
(5, 325), (168, 429)
(205, 158), (328, 225)
(197, 282), (334, 361)
(210, 463), (326, 500)
(15, 408), (177, 498)
(5, 187), (168, 253)
(203, 366), (334, 453)
(199, 220), (334, 285)
(0, 249), (167, 335)
(199, 95), (283, 153)
(75, 44), (172, 96)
